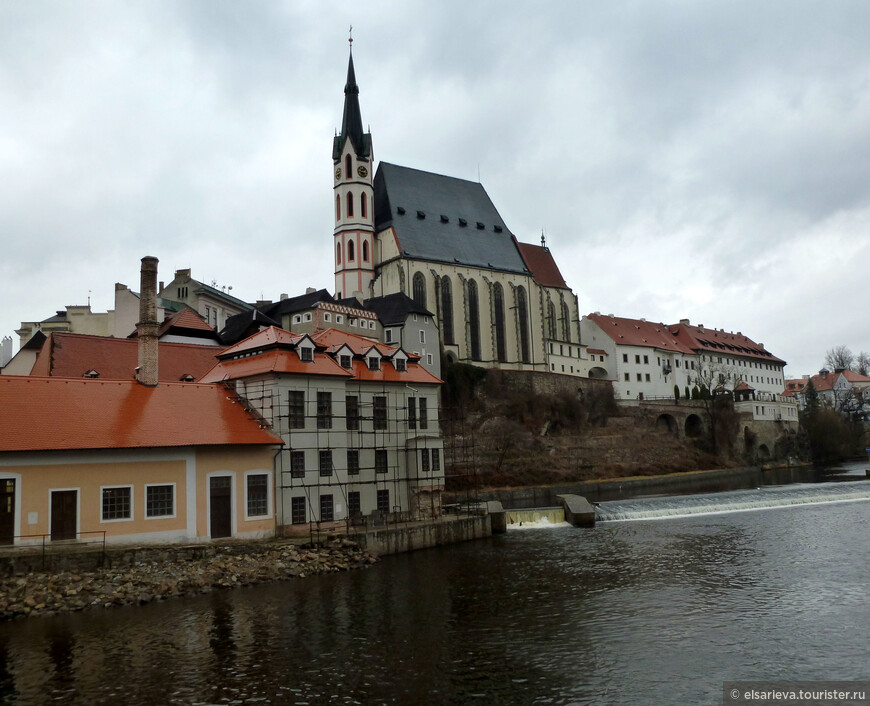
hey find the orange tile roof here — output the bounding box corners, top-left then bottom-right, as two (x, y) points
(671, 323), (785, 365)
(199, 349), (351, 383)
(157, 308), (217, 337)
(0, 376), (282, 452)
(27, 332), (224, 382)
(515, 241), (569, 289)
(586, 314), (695, 354)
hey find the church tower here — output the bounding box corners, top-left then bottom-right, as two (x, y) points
(333, 41), (374, 301)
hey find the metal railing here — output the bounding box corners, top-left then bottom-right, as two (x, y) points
(0, 531), (107, 569)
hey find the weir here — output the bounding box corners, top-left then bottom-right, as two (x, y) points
(595, 480), (870, 522)
(505, 507), (566, 527)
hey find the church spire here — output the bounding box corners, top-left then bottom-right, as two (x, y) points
(334, 38), (371, 161)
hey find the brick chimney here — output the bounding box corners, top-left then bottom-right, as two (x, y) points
(136, 256), (160, 386)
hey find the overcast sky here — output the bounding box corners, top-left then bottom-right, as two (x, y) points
(2, 1), (868, 377)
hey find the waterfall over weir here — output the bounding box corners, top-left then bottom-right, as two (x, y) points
(595, 479), (870, 522)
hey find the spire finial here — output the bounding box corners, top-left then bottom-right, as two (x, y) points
(349, 25), (353, 49)
(541, 230), (546, 248)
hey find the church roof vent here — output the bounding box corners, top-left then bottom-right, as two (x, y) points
(396, 206), (405, 215)
(458, 218), (467, 227)
(416, 210), (425, 219)
(476, 222), (485, 230)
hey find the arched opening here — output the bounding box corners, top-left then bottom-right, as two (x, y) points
(412, 271), (427, 309)
(517, 286), (530, 363)
(685, 414), (704, 438)
(362, 240), (369, 262)
(758, 444), (771, 460)
(547, 300), (557, 340)
(336, 242), (342, 265)
(361, 192), (368, 219)
(346, 191), (354, 218)
(561, 300), (570, 341)
(493, 282), (506, 362)
(348, 240), (355, 262)
(441, 276), (454, 345)
(656, 414), (678, 434)
(335, 194), (341, 221)
(345, 154), (351, 179)
(588, 366), (609, 379)
(468, 279), (481, 361)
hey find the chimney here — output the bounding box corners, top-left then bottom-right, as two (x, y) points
(306, 287), (316, 294)
(136, 256), (160, 386)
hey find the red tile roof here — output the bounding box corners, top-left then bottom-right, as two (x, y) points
(585, 314), (695, 354)
(157, 308), (217, 337)
(27, 332), (224, 382)
(670, 323), (785, 365)
(515, 241), (569, 289)
(0, 376), (282, 452)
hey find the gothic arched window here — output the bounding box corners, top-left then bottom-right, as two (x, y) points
(468, 279), (481, 361)
(348, 240), (355, 262)
(547, 300), (557, 340)
(561, 300), (571, 341)
(361, 192), (368, 219)
(346, 191), (354, 218)
(412, 272), (426, 309)
(493, 282), (506, 362)
(336, 242), (342, 265)
(335, 194), (341, 221)
(362, 240), (369, 262)
(441, 276), (454, 345)
(345, 154), (351, 179)
(517, 286), (530, 363)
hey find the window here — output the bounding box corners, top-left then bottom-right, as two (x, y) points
(547, 300), (557, 340)
(442, 276), (455, 346)
(319, 450), (333, 477)
(419, 330), (425, 344)
(320, 494), (334, 522)
(347, 449), (360, 475)
(348, 491), (361, 516)
(293, 314), (302, 324)
(622, 354), (628, 363)
(624, 373), (630, 382)
(324, 313), (331, 322)
(289, 391), (305, 429)
(246, 473), (269, 517)
(336, 242), (341, 264)
(643, 355), (649, 364)
(345, 154), (351, 178)
(340, 354), (352, 369)
(427, 354), (433, 366)
(146, 485), (174, 518)
(375, 449), (388, 474)
(412, 272), (427, 309)
(408, 397), (417, 429)
(517, 286), (530, 363)
(395, 358), (406, 372)
(635, 355), (641, 364)
(317, 391), (332, 429)
(290, 450), (305, 478)
(421, 449), (430, 472)
(373, 396), (387, 429)
(561, 300), (570, 341)
(468, 279), (481, 361)
(336, 315), (344, 324)
(384, 329), (393, 343)
(346, 191), (354, 218)
(419, 398), (428, 430)
(432, 448), (441, 472)
(377, 489), (390, 513)
(362, 240), (369, 261)
(493, 282), (506, 361)
(304, 313), (312, 322)
(645, 373), (651, 382)
(348, 240), (355, 261)
(291, 497), (306, 524)
(346, 395), (360, 430)
(636, 373), (642, 382)
(300, 346), (313, 362)
(361, 192), (368, 219)
(335, 195), (341, 221)
(102, 486), (132, 521)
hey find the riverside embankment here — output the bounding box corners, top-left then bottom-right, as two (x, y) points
(0, 539), (377, 621)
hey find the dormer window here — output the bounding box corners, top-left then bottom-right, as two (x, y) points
(395, 358), (406, 373)
(368, 356), (380, 371)
(179, 374), (195, 382)
(300, 347), (314, 362)
(83, 369), (99, 378)
(340, 354), (352, 369)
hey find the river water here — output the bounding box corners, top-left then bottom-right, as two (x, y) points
(1, 463), (869, 705)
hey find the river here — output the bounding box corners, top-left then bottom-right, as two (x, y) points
(1, 462), (869, 705)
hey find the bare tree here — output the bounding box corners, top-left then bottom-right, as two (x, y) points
(824, 345), (854, 372)
(855, 351), (870, 377)
(690, 359), (739, 455)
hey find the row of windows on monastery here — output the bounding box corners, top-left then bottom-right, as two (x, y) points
(285, 391), (431, 431)
(290, 310), (378, 331)
(286, 447), (440, 479)
(290, 487), (396, 525)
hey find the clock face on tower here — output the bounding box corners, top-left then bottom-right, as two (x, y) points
(357, 165), (368, 178)
(335, 167), (342, 180)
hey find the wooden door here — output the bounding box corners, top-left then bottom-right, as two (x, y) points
(0, 479), (15, 545)
(50, 490), (77, 541)
(209, 477), (232, 539)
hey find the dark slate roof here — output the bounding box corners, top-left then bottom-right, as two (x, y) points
(22, 329), (47, 351)
(373, 163), (530, 275)
(219, 308), (281, 345)
(41, 311), (68, 324)
(258, 289), (334, 320)
(332, 51), (372, 161)
(364, 293), (432, 326)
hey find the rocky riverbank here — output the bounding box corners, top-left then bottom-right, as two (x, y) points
(0, 539), (378, 621)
